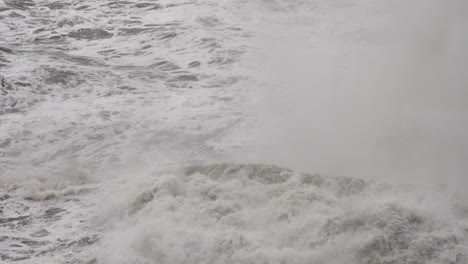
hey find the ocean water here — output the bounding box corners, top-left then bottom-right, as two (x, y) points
(1, 0), (467, 263)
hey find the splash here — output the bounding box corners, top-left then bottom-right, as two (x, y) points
(96, 164), (467, 264)
(1, 0), (467, 263)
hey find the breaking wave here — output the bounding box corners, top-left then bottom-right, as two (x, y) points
(96, 164), (467, 264)
(1, 0), (467, 263)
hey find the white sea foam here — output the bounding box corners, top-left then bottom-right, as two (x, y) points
(1, 0), (467, 263)
(95, 164), (467, 264)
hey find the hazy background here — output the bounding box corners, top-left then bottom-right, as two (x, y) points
(242, 0), (468, 185)
(2, 1), (467, 262)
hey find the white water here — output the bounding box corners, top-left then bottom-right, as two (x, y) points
(1, 0), (467, 263)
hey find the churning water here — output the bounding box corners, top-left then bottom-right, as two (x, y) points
(1, 0), (467, 263)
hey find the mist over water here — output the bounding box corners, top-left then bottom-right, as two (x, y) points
(0, 0), (467, 263)
(244, 0), (468, 185)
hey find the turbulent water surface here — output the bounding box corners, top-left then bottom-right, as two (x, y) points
(1, 0), (467, 263)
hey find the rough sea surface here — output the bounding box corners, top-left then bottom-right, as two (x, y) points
(1, 0), (467, 263)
